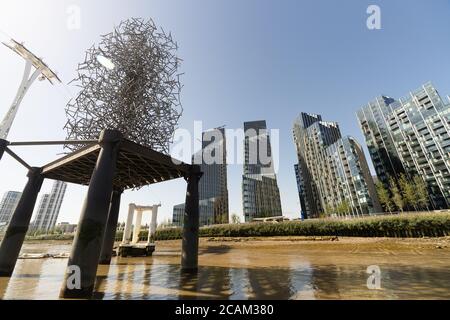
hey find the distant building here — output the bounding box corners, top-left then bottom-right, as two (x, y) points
(32, 180), (67, 233)
(242, 120), (282, 222)
(0, 191), (22, 227)
(55, 222), (77, 234)
(357, 82), (450, 208)
(294, 164), (305, 219)
(197, 127), (229, 225)
(293, 113), (381, 218)
(116, 222), (126, 233)
(172, 200), (224, 227)
(173, 127), (229, 226)
(172, 203), (185, 227)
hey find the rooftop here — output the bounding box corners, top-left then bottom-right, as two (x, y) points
(41, 139), (193, 190)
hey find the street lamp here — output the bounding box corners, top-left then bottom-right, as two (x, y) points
(0, 39), (61, 140)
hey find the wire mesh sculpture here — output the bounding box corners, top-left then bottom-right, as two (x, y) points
(64, 18), (183, 153)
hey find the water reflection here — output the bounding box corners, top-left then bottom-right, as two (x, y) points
(1, 242), (449, 300)
(1, 258), (66, 300)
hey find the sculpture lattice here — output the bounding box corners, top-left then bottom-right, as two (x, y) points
(64, 18), (183, 153)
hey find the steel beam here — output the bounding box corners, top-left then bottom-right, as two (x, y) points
(8, 140), (98, 147)
(4, 147), (31, 170)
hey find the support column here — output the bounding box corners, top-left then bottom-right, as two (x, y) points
(99, 189), (123, 265)
(148, 204), (160, 244)
(181, 165), (202, 272)
(122, 204), (135, 244)
(0, 167), (44, 276)
(60, 129), (122, 299)
(132, 209), (143, 244)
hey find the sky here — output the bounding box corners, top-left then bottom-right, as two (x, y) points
(0, 0), (449, 226)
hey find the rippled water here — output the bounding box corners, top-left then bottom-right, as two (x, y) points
(1, 240), (449, 300)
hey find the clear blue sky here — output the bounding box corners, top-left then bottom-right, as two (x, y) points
(0, 0), (449, 225)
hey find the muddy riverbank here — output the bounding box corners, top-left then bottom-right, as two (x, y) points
(1, 237), (449, 300)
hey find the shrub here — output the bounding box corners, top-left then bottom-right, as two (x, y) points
(24, 212), (450, 242)
(151, 212), (450, 240)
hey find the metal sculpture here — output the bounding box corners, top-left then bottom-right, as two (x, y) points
(64, 18), (183, 153)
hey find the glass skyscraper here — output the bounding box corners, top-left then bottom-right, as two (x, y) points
(357, 82), (450, 209)
(173, 128), (229, 226)
(293, 113), (381, 218)
(242, 120), (282, 222)
(356, 96), (405, 185)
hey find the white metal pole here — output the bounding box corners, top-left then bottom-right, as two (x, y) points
(0, 60), (41, 139)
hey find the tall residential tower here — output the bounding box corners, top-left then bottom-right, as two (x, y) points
(173, 128), (229, 226)
(0, 191), (22, 227)
(357, 82), (450, 209)
(32, 180), (67, 233)
(242, 120), (282, 222)
(293, 113), (381, 218)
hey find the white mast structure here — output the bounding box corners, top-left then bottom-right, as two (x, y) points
(0, 39), (61, 139)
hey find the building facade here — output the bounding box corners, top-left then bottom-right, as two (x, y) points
(32, 180), (67, 233)
(356, 96), (405, 186)
(357, 82), (450, 209)
(197, 128), (229, 225)
(294, 164), (306, 219)
(0, 191), (22, 227)
(172, 203), (185, 227)
(55, 222), (77, 234)
(293, 113), (381, 218)
(242, 120), (282, 222)
(173, 128), (229, 226)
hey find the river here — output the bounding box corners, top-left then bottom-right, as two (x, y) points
(0, 237), (449, 300)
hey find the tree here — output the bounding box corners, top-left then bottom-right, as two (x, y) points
(324, 203), (335, 218)
(221, 213), (229, 224)
(414, 175), (429, 211)
(376, 181), (394, 213)
(343, 200), (351, 216)
(335, 203), (342, 217)
(231, 214), (241, 224)
(339, 200), (351, 218)
(399, 174), (418, 211)
(389, 177), (404, 213)
(158, 219), (172, 229)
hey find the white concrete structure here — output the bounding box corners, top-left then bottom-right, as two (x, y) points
(0, 39), (60, 139)
(122, 203), (161, 245)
